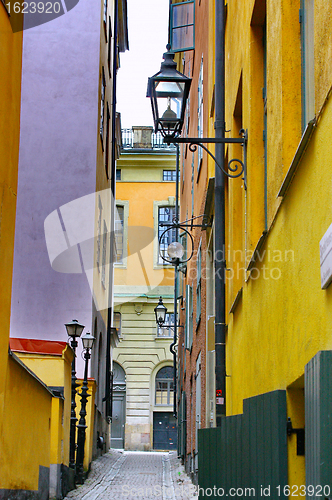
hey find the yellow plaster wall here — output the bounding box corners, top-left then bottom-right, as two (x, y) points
(115, 181), (175, 288)
(0, 7), (23, 428)
(15, 347), (74, 467)
(314, 0), (332, 114)
(50, 397), (65, 465)
(0, 356), (52, 490)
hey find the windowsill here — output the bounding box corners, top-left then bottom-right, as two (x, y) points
(155, 336), (173, 340)
(114, 262), (127, 269)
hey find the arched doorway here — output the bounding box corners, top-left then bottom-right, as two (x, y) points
(111, 362), (126, 449)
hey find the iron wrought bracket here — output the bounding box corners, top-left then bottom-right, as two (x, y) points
(164, 129), (248, 188)
(287, 417), (305, 456)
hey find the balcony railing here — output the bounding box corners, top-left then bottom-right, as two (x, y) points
(121, 128), (176, 150)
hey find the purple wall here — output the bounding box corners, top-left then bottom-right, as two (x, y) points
(11, 0), (101, 376)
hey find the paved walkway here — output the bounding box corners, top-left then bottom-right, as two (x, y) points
(65, 450), (197, 500)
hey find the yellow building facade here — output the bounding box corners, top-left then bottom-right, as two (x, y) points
(112, 127), (177, 450)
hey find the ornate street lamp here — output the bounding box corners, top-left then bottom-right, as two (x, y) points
(147, 47), (247, 181)
(147, 45), (191, 139)
(65, 319), (85, 469)
(75, 332), (95, 484)
(154, 296), (167, 327)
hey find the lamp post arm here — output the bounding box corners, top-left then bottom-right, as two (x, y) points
(163, 131), (248, 183)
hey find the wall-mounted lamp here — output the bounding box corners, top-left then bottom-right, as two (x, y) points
(147, 46), (247, 183)
(154, 296), (167, 327)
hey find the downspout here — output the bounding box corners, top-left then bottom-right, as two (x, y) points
(104, 0), (119, 421)
(170, 143), (180, 419)
(214, 0), (226, 424)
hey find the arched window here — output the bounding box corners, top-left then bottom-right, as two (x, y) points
(155, 366), (174, 406)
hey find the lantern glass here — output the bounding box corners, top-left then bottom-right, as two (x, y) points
(147, 48), (192, 138)
(65, 319), (85, 339)
(81, 332), (95, 350)
(154, 297), (167, 327)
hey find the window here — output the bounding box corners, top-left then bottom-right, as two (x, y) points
(116, 169), (121, 181)
(101, 221), (107, 287)
(105, 104), (110, 178)
(115, 205), (124, 264)
(163, 170), (176, 181)
(155, 366), (174, 405)
(157, 313), (175, 338)
(197, 57), (203, 173)
(103, 0), (107, 24)
(96, 197), (102, 269)
(113, 311), (121, 337)
(300, 0), (315, 130)
(107, 17), (112, 77)
(196, 245), (201, 324)
(179, 231), (187, 275)
(158, 206), (176, 264)
(170, 0), (195, 53)
(100, 68), (106, 141)
(185, 284), (193, 349)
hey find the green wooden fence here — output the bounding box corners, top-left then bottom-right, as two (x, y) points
(198, 390), (288, 499)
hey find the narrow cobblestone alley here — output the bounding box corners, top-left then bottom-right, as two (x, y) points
(65, 451), (197, 500)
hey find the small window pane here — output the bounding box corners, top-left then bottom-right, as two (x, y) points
(171, 1), (195, 52)
(115, 206), (124, 263)
(114, 311), (121, 337)
(158, 206), (176, 264)
(163, 170), (176, 181)
(116, 169), (121, 180)
(155, 366), (174, 405)
(157, 313), (175, 337)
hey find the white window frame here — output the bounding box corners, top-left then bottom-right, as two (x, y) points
(114, 201), (129, 268)
(153, 197), (177, 268)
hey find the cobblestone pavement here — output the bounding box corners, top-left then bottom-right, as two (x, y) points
(65, 450), (198, 500)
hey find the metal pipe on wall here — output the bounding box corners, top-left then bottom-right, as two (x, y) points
(170, 143), (180, 418)
(214, 0), (226, 424)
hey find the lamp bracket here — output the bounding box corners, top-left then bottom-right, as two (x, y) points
(158, 214), (212, 265)
(164, 129), (248, 187)
(160, 213), (212, 230)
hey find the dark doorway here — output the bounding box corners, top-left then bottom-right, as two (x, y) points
(153, 412), (177, 450)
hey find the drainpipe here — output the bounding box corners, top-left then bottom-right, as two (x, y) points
(214, 0), (226, 424)
(170, 144), (180, 419)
